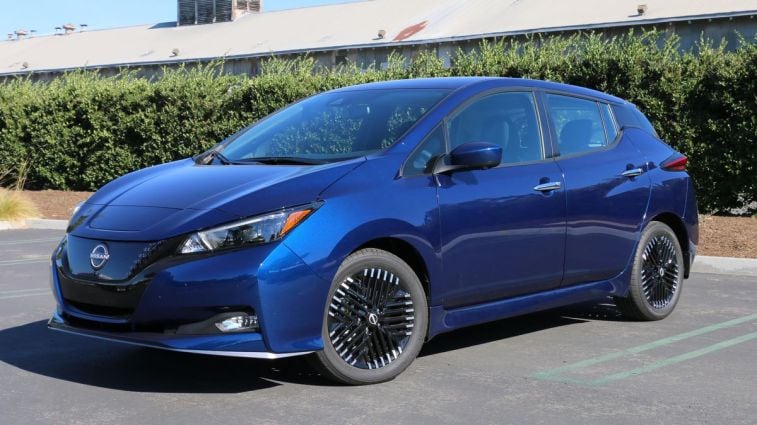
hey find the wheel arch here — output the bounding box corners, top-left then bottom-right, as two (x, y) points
(355, 237), (431, 299)
(649, 212), (691, 278)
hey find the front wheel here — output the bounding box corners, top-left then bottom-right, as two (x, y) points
(312, 248), (428, 385)
(615, 221), (684, 321)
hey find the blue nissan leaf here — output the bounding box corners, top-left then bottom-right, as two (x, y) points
(49, 78), (698, 384)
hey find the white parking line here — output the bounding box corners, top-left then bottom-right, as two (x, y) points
(0, 257), (51, 267)
(0, 288), (49, 294)
(0, 237), (61, 246)
(0, 288), (49, 300)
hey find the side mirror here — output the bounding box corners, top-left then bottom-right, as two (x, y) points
(433, 142), (502, 174)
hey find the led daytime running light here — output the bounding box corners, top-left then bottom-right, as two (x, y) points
(179, 204), (318, 254)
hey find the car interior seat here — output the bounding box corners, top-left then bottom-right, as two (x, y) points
(559, 119), (593, 155)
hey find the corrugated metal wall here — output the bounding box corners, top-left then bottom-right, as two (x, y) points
(4, 16), (753, 83)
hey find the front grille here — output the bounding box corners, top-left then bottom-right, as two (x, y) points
(64, 235), (181, 282)
(57, 235), (184, 320)
(65, 300), (133, 318)
(62, 313), (133, 332)
(62, 312), (165, 333)
(127, 240), (168, 277)
(57, 269), (149, 319)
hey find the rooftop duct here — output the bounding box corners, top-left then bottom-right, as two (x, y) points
(178, 0), (261, 26)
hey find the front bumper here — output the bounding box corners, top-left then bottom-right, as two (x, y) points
(48, 312), (311, 359)
(49, 237), (330, 356)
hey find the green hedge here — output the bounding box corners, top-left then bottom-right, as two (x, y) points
(0, 31), (754, 214)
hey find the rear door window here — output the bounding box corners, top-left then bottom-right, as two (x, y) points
(545, 94), (607, 156)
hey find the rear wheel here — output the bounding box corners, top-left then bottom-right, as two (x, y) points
(313, 248), (428, 385)
(615, 221), (684, 321)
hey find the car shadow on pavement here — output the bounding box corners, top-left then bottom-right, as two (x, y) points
(0, 320), (331, 393)
(421, 297), (627, 357)
(0, 300), (626, 392)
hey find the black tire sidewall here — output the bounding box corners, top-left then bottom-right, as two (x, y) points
(315, 248), (428, 385)
(628, 222), (684, 320)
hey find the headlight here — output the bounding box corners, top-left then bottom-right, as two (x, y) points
(178, 204), (319, 255)
(71, 202), (84, 217)
(67, 201), (86, 231)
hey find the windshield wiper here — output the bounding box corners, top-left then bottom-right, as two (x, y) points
(198, 150), (234, 165)
(234, 156), (330, 165)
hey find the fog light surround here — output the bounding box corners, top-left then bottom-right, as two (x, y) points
(215, 314), (259, 333)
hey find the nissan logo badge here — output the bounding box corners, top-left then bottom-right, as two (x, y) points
(89, 244), (110, 270)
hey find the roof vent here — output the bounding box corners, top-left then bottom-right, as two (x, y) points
(234, 0), (263, 19)
(80, 24), (89, 32)
(7, 30), (35, 40)
(637, 4), (648, 15)
(21, 62), (29, 69)
(62, 23), (76, 34)
(376, 29), (386, 40)
(178, 0), (262, 25)
(171, 48), (181, 57)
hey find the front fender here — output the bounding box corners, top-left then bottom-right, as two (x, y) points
(284, 214), (441, 301)
(283, 156), (442, 305)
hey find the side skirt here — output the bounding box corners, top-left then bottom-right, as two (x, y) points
(427, 278), (626, 339)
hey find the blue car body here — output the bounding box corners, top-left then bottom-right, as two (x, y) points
(49, 77), (698, 358)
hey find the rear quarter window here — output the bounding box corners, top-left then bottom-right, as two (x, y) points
(611, 104), (659, 138)
(632, 108), (659, 138)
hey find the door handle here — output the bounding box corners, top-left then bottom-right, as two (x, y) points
(533, 181), (562, 192)
(621, 168), (645, 178)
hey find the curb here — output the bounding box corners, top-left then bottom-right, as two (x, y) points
(0, 220), (28, 230)
(27, 219), (69, 230)
(0, 219), (68, 231)
(692, 256), (757, 278)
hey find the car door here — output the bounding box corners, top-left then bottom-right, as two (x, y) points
(435, 91), (566, 308)
(543, 92), (652, 286)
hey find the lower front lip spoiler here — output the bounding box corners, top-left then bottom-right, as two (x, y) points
(47, 312), (313, 360)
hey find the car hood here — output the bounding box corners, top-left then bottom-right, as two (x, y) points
(70, 158), (365, 241)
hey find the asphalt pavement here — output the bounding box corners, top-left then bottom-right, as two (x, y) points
(0, 229), (755, 425)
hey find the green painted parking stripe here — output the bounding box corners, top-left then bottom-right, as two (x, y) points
(534, 313), (757, 382)
(588, 331), (757, 386)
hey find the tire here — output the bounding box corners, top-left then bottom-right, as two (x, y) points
(312, 248), (428, 385)
(615, 221), (684, 321)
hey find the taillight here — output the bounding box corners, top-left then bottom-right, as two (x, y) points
(661, 154), (688, 171)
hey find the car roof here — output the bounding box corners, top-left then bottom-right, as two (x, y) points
(334, 77), (628, 105)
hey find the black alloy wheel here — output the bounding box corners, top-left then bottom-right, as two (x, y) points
(640, 234), (680, 309)
(615, 221), (684, 321)
(328, 267), (415, 369)
(313, 248), (428, 385)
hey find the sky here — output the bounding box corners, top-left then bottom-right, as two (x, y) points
(1, 0), (359, 37)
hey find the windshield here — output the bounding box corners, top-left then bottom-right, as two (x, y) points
(219, 89), (449, 163)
